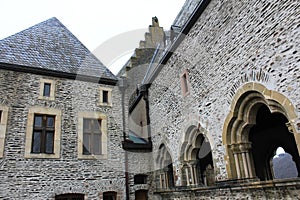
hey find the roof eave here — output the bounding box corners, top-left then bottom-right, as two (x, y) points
(0, 62), (118, 85)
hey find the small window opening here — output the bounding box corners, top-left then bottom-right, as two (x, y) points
(102, 90), (109, 103)
(0, 110), (2, 122)
(43, 83), (51, 97)
(134, 174), (147, 184)
(180, 71), (190, 96)
(271, 147), (298, 179)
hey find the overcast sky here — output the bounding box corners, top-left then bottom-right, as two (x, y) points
(0, 0), (186, 74)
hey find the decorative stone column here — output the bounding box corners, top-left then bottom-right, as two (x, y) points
(189, 160), (199, 186)
(239, 142), (254, 179)
(231, 144), (242, 179)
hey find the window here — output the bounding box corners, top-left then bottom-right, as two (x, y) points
(180, 70), (190, 96)
(0, 105), (9, 158)
(103, 192), (117, 200)
(102, 90), (109, 103)
(99, 87), (112, 107)
(39, 79), (56, 100)
(55, 193), (84, 200)
(43, 83), (51, 97)
(78, 112), (107, 159)
(134, 174), (147, 184)
(25, 107), (61, 159)
(32, 114), (55, 154)
(83, 118), (102, 155)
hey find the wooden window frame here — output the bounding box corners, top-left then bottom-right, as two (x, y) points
(78, 112), (107, 159)
(31, 114), (55, 154)
(83, 118), (102, 155)
(25, 107), (61, 159)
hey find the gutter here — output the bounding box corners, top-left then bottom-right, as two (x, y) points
(0, 62), (118, 86)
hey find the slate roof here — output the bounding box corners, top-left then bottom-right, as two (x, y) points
(0, 17), (117, 83)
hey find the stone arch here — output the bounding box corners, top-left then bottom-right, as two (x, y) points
(223, 82), (300, 180)
(155, 143), (175, 189)
(180, 125), (215, 186)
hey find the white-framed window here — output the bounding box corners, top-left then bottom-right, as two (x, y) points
(25, 107), (62, 158)
(38, 79), (56, 101)
(180, 70), (190, 97)
(0, 105), (9, 158)
(99, 87), (112, 107)
(78, 111), (108, 159)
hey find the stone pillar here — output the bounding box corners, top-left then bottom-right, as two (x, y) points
(239, 142), (253, 179)
(231, 144), (241, 179)
(185, 165), (190, 186)
(190, 160), (199, 186)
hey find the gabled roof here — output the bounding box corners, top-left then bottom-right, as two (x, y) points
(0, 17), (117, 84)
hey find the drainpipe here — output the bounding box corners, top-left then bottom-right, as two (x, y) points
(119, 77), (129, 200)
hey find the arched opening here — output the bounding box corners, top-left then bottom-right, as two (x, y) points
(156, 144), (174, 189)
(180, 126), (214, 187)
(223, 83), (300, 181)
(249, 105), (300, 181)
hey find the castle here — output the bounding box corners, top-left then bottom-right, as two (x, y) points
(0, 0), (299, 199)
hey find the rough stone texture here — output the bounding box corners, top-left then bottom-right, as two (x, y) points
(0, 69), (125, 199)
(147, 0), (300, 198)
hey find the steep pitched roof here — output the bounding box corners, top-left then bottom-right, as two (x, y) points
(0, 17), (117, 84)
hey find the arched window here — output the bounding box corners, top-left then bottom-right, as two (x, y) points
(223, 84), (300, 181)
(180, 126), (214, 187)
(156, 144), (174, 189)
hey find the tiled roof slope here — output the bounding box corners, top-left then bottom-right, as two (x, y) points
(0, 17), (117, 82)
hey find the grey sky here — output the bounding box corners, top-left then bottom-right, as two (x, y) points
(0, 0), (186, 73)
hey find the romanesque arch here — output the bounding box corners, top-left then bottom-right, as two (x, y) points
(156, 144), (174, 189)
(180, 125), (215, 186)
(223, 82), (300, 180)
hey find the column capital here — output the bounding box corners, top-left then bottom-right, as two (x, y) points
(239, 142), (252, 152)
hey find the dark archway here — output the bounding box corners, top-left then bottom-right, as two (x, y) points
(180, 126), (214, 186)
(249, 105), (300, 181)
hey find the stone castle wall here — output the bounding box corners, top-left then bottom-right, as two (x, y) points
(0, 69), (125, 199)
(148, 0), (299, 198)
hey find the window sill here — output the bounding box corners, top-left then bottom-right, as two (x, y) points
(38, 96), (55, 101)
(98, 102), (113, 107)
(24, 153), (60, 159)
(78, 154), (108, 160)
